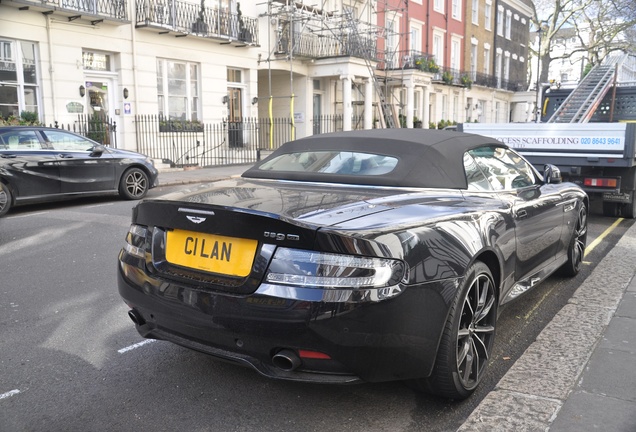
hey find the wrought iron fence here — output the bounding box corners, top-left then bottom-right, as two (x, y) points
(134, 115), (366, 167)
(47, 115), (118, 147)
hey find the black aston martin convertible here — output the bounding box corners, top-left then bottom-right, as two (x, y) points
(118, 129), (588, 399)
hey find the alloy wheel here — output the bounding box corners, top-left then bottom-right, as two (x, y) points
(572, 206), (588, 270)
(125, 170), (147, 198)
(456, 272), (496, 389)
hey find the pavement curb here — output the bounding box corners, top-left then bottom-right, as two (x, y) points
(458, 220), (636, 432)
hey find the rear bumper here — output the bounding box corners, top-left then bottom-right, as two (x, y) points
(117, 259), (458, 384)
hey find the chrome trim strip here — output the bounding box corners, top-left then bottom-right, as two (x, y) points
(178, 207), (216, 216)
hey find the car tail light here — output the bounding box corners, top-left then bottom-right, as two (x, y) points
(583, 177), (618, 188)
(124, 224), (148, 259)
(265, 247), (406, 290)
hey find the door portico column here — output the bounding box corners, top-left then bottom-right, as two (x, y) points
(364, 78), (373, 129)
(341, 75), (353, 131)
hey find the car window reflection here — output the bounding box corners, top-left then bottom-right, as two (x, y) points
(259, 151), (398, 176)
(469, 146), (537, 191)
(0, 130), (42, 150)
(41, 130), (95, 152)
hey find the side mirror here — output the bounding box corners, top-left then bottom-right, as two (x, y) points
(543, 164), (562, 184)
(90, 145), (106, 157)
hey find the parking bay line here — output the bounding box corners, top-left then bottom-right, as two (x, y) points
(118, 339), (156, 354)
(0, 389), (20, 400)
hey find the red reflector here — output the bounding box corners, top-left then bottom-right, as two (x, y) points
(298, 350), (331, 360)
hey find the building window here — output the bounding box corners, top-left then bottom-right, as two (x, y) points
(434, 0), (444, 14)
(411, 23), (422, 54)
(156, 59), (200, 121)
(504, 53), (511, 82)
(433, 33), (444, 67)
(505, 11), (512, 39)
(451, 38), (461, 71)
(471, 42), (478, 79)
(485, 2), (492, 31)
(484, 46), (491, 75)
(495, 50), (502, 87)
(441, 94), (448, 119)
(497, 7), (504, 37)
(452, 0), (461, 20)
(0, 39), (40, 119)
(472, 0), (479, 25)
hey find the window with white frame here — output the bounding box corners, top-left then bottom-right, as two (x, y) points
(504, 52), (511, 82)
(411, 22), (422, 54)
(471, 42), (478, 79)
(497, 7), (504, 36)
(485, 1), (492, 31)
(453, 95), (459, 122)
(451, 37), (461, 71)
(433, 32), (444, 67)
(505, 11), (512, 39)
(156, 58), (200, 121)
(483, 45), (491, 75)
(441, 94), (448, 119)
(0, 39), (41, 119)
(452, 0), (461, 20)
(434, 0), (444, 14)
(495, 50), (502, 86)
(386, 17), (400, 67)
(472, 0), (479, 25)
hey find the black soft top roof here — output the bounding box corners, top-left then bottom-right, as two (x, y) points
(242, 129), (506, 189)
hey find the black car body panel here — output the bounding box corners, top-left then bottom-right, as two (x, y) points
(117, 129), (588, 393)
(0, 126), (158, 213)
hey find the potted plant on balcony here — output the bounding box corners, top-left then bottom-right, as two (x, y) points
(192, 0), (208, 35)
(442, 70), (454, 85)
(460, 74), (473, 89)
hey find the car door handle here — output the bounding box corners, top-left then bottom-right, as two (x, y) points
(58, 154), (74, 158)
(516, 209), (528, 220)
(1, 154), (17, 158)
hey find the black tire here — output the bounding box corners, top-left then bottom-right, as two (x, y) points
(621, 198), (636, 219)
(119, 167), (149, 200)
(0, 182), (12, 217)
(559, 204), (587, 277)
(411, 261), (497, 399)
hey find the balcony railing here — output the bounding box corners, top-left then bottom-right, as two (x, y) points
(135, 0), (258, 46)
(275, 28), (377, 60)
(5, 0), (128, 20)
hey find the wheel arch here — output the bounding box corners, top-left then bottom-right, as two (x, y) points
(472, 249), (501, 301)
(119, 163), (154, 183)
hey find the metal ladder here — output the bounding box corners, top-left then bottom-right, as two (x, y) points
(547, 57), (622, 123)
(341, 8), (399, 128)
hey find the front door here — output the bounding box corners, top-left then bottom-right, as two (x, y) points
(84, 79), (113, 146)
(227, 87), (243, 148)
(313, 94), (322, 135)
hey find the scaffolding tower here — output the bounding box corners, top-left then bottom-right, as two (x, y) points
(262, 0), (409, 129)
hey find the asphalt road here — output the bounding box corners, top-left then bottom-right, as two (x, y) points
(0, 189), (632, 432)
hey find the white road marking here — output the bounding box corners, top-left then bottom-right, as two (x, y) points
(84, 203), (115, 209)
(6, 212), (49, 219)
(118, 339), (157, 354)
(0, 389), (20, 400)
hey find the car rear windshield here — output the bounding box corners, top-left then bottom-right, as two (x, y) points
(257, 151), (398, 176)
